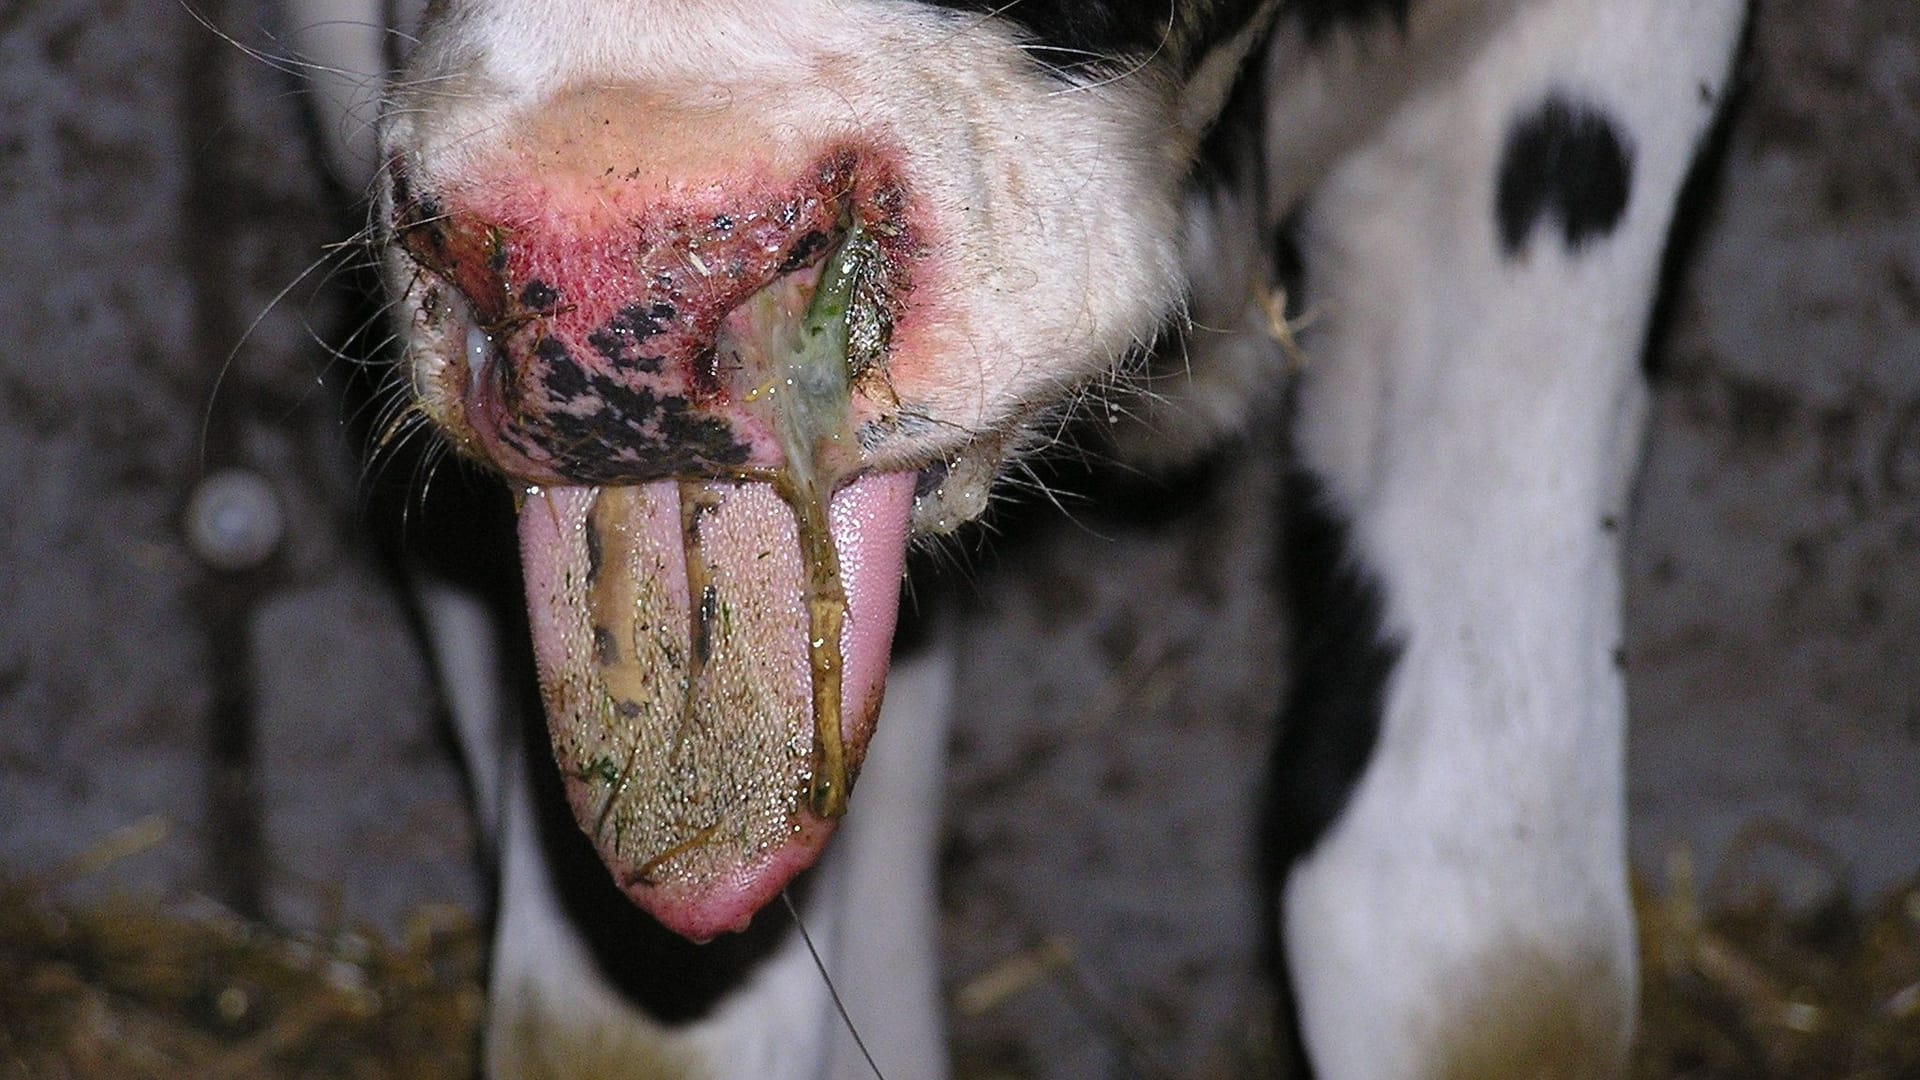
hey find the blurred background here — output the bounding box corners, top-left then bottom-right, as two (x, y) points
(2, 1), (1915, 1076)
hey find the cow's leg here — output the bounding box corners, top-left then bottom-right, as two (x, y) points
(426, 585), (952, 1080)
(820, 640), (953, 1080)
(1266, 2), (1745, 1077)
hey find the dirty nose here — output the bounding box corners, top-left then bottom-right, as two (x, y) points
(391, 137), (915, 488)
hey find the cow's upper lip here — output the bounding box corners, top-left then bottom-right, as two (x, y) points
(407, 225), (859, 490)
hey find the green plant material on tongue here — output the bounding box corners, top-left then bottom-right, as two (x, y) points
(772, 220), (883, 821)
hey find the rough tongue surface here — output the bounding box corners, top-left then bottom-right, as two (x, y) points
(520, 472), (914, 940)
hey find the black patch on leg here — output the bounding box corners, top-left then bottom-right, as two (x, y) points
(1495, 94), (1636, 256)
(1271, 209), (1306, 304)
(1191, 38), (1269, 190)
(1260, 469), (1401, 1077)
(1642, 5), (1754, 378)
(1264, 472), (1398, 864)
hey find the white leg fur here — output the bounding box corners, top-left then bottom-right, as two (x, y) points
(277, 0), (389, 188)
(1278, 2), (1744, 1076)
(415, 581), (508, 846)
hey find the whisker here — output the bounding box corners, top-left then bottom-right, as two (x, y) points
(1046, 0), (1179, 96)
(781, 890), (888, 1080)
(199, 238), (370, 469)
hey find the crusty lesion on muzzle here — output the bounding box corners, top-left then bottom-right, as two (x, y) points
(383, 124), (1006, 545)
(382, 144), (922, 492)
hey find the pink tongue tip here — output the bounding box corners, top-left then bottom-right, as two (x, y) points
(520, 470), (918, 940)
(617, 820), (837, 941)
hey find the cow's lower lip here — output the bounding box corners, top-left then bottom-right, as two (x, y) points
(518, 471), (915, 940)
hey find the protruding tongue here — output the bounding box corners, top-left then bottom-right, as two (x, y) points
(520, 470), (915, 941)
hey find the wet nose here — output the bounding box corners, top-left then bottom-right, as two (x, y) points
(389, 127), (913, 488)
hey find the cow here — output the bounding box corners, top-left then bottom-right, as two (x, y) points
(286, 0), (1748, 1076)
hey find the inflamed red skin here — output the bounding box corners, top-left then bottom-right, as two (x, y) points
(391, 140), (923, 489)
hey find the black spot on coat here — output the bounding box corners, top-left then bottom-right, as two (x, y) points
(1260, 469), (1401, 1078)
(1262, 471), (1399, 877)
(1495, 94), (1636, 256)
(1291, 0), (1411, 41)
(919, 0), (1272, 78)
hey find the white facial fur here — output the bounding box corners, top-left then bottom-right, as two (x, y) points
(380, 0), (1223, 503)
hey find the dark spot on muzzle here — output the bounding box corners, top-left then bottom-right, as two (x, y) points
(521, 279), (560, 310)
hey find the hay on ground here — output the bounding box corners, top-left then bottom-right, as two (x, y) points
(2, 843), (1914, 1078)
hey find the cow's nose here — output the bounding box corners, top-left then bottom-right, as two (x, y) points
(390, 136), (914, 488)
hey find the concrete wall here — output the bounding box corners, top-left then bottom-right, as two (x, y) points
(0, 0), (477, 932)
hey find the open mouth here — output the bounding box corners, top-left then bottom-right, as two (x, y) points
(498, 225), (921, 941)
(387, 135), (1003, 938)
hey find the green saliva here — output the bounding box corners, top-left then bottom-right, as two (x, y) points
(774, 219), (883, 821)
